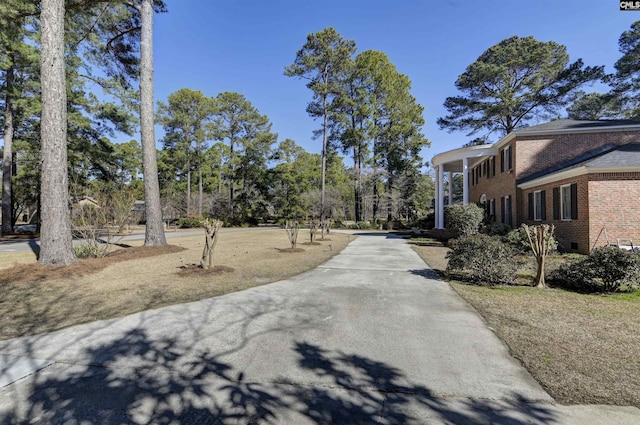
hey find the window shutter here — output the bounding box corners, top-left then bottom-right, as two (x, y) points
(500, 151), (504, 173)
(507, 197), (512, 225)
(541, 190), (547, 220)
(553, 187), (560, 220)
(491, 157), (496, 176)
(528, 193), (534, 220)
(571, 183), (578, 219)
(501, 197), (505, 223)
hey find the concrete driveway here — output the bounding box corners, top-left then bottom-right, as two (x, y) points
(0, 232), (638, 424)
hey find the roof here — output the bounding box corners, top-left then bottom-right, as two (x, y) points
(517, 143), (640, 188)
(515, 119), (640, 133)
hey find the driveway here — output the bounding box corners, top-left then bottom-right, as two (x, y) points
(0, 232), (638, 424)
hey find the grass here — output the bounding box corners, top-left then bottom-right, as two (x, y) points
(0, 229), (351, 341)
(410, 238), (640, 407)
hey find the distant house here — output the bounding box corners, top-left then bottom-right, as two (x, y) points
(432, 119), (640, 253)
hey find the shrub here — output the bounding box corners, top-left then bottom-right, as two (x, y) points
(505, 227), (558, 255)
(74, 244), (107, 259)
(178, 217), (203, 228)
(446, 234), (518, 285)
(445, 203), (484, 237)
(411, 213), (434, 230)
(550, 247), (640, 293)
(482, 222), (511, 236)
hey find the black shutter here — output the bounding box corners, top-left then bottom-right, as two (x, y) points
(541, 190), (547, 220)
(500, 151), (504, 173)
(571, 183), (578, 219)
(553, 187), (560, 220)
(528, 193), (534, 220)
(501, 197), (505, 223)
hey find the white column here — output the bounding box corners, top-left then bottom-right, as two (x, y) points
(434, 165), (440, 228)
(462, 157), (469, 205)
(447, 171), (453, 206)
(437, 165), (445, 228)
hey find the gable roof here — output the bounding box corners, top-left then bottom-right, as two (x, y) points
(494, 119), (640, 149)
(518, 143), (640, 189)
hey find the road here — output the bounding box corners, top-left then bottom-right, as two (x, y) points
(0, 226), (278, 254)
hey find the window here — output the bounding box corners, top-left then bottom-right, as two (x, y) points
(530, 190), (546, 221)
(553, 184), (578, 220)
(489, 156), (496, 177)
(561, 185), (572, 220)
(489, 198), (496, 222)
(501, 145), (512, 172)
(501, 195), (512, 225)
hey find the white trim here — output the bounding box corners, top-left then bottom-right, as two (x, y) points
(518, 165), (640, 189)
(432, 144), (497, 168)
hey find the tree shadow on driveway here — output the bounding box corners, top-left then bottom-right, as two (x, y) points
(0, 332), (559, 424)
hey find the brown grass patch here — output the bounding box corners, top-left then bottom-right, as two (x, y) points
(177, 264), (235, 277)
(0, 229), (351, 341)
(412, 242), (640, 407)
(277, 248), (306, 253)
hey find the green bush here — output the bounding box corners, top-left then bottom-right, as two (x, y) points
(482, 222), (511, 236)
(445, 203), (484, 237)
(178, 217), (203, 228)
(550, 247), (640, 293)
(73, 244), (107, 259)
(505, 227), (558, 255)
(446, 234), (518, 285)
(411, 213), (434, 230)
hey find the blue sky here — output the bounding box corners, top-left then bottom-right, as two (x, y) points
(147, 1), (638, 167)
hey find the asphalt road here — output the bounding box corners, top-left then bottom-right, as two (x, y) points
(0, 233), (638, 424)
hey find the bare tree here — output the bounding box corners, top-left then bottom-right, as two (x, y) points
(138, 0), (166, 246)
(523, 224), (555, 288)
(200, 218), (222, 269)
(285, 220), (299, 249)
(309, 220), (318, 244)
(38, 0), (76, 265)
(320, 219), (330, 240)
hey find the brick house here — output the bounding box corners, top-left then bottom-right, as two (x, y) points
(432, 119), (640, 253)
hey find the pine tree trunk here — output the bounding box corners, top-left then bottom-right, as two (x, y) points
(39, 0), (77, 265)
(354, 146), (362, 222)
(2, 62), (15, 235)
(321, 94), (327, 221)
(198, 167), (203, 217)
(186, 157), (191, 216)
(140, 0), (166, 246)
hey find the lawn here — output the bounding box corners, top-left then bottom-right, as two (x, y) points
(0, 229), (351, 341)
(411, 239), (640, 408)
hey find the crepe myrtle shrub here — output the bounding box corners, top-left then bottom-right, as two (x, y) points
(550, 246), (640, 293)
(444, 203), (484, 237)
(446, 234), (518, 285)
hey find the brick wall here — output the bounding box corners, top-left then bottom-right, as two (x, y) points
(470, 140), (517, 224)
(515, 130), (640, 180)
(520, 174), (590, 253)
(588, 173), (640, 251)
